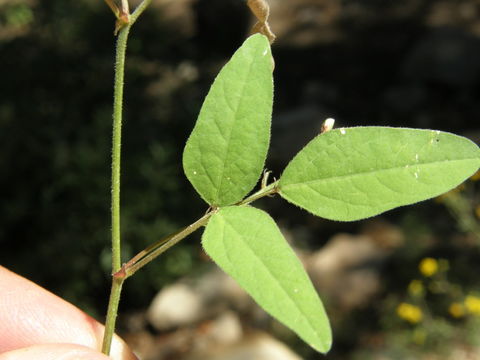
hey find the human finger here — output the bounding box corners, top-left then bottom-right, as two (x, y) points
(0, 343), (112, 360)
(0, 266), (136, 360)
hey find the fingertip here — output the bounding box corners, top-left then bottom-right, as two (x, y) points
(110, 334), (139, 360)
(90, 318), (138, 360)
(0, 344), (111, 360)
(0, 266), (137, 360)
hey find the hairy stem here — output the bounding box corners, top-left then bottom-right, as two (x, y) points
(103, 22), (129, 356)
(102, 0), (152, 355)
(111, 23), (129, 277)
(130, 0), (152, 24)
(101, 277), (124, 354)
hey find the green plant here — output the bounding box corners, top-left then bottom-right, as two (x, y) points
(100, 0), (480, 356)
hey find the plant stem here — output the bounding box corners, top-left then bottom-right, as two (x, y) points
(101, 277), (124, 354)
(103, 22), (129, 356)
(130, 0), (152, 24)
(111, 24), (130, 276)
(102, 0), (152, 355)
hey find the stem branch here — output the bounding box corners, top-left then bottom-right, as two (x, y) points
(237, 180), (279, 206)
(116, 210), (216, 279)
(130, 0), (152, 24)
(115, 179), (280, 279)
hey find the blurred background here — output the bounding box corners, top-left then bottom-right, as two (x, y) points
(1, 0), (480, 359)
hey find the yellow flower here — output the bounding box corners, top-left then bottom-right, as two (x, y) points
(465, 295), (480, 315)
(397, 302), (423, 324)
(419, 257), (438, 277)
(408, 280), (424, 297)
(448, 302), (465, 318)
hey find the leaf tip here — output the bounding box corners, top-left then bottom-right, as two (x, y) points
(306, 328), (332, 354)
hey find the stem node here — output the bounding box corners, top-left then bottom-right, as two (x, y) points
(113, 265), (127, 280)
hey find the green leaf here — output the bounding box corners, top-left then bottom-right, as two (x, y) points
(202, 206), (332, 353)
(279, 127), (480, 221)
(183, 34), (274, 206)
